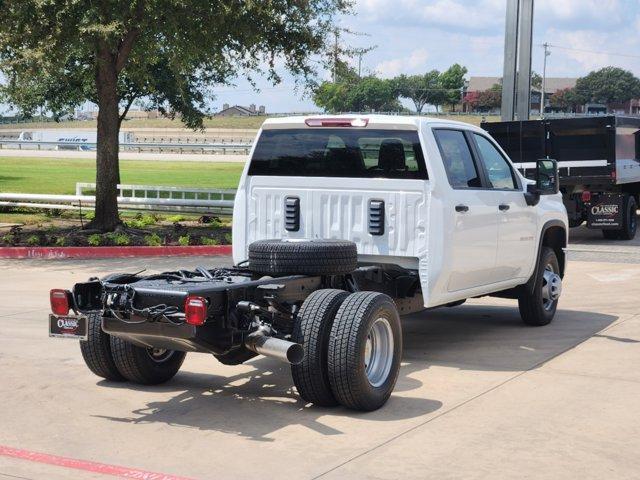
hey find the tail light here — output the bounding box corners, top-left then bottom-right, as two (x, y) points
(184, 296), (207, 326)
(581, 191), (592, 203)
(305, 117), (368, 127)
(50, 289), (71, 316)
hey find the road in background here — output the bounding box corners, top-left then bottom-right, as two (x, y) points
(0, 255), (638, 479)
(568, 223), (640, 263)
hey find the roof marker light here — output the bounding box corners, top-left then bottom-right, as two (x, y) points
(305, 117), (369, 128)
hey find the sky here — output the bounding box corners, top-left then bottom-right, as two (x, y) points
(214, 0), (640, 113)
(3, 0), (640, 115)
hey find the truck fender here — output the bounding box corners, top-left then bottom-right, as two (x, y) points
(525, 219), (567, 295)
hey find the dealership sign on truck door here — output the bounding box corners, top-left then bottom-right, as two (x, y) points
(588, 194), (624, 229)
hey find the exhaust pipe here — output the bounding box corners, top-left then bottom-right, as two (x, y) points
(245, 333), (304, 365)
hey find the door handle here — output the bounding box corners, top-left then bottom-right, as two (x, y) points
(455, 205), (469, 213)
(499, 204), (510, 211)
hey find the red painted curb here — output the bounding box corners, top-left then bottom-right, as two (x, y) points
(0, 245), (232, 259)
(0, 445), (195, 480)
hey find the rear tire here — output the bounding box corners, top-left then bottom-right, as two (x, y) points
(291, 289), (349, 407)
(518, 247), (561, 326)
(79, 312), (125, 382)
(328, 292), (402, 411)
(110, 337), (186, 385)
(601, 195), (637, 240)
(619, 195), (637, 240)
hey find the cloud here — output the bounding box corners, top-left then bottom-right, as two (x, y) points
(375, 49), (429, 78)
(356, 0), (505, 31)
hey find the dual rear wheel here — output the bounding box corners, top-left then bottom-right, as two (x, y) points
(292, 289), (402, 411)
(80, 312), (185, 384)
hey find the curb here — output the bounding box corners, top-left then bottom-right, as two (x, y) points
(0, 245), (232, 259)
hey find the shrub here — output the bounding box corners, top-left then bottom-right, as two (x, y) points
(1, 234), (16, 245)
(55, 236), (66, 247)
(223, 232), (232, 244)
(144, 233), (162, 246)
(200, 237), (220, 246)
(87, 234), (102, 246)
(26, 235), (40, 246)
(107, 232), (131, 246)
(178, 235), (190, 246)
(126, 213), (158, 229)
(166, 214), (187, 223)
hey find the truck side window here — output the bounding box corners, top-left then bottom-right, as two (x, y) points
(473, 134), (518, 190)
(434, 129), (481, 188)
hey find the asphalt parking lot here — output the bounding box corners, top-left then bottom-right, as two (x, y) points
(0, 237), (639, 479)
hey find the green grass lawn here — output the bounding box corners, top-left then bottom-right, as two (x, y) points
(0, 157), (244, 194)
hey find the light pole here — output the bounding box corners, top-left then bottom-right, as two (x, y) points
(541, 42), (551, 117)
(501, 0), (535, 121)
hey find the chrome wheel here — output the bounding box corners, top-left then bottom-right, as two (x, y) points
(146, 348), (174, 363)
(364, 318), (394, 387)
(541, 265), (562, 311)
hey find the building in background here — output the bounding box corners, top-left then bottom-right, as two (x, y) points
(463, 76), (578, 114)
(463, 76), (640, 115)
(216, 104), (266, 117)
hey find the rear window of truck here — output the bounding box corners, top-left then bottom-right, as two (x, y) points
(248, 128), (428, 179)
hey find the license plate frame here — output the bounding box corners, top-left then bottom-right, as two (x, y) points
(49, 314), (88, 340)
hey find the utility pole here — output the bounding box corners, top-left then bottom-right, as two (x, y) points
(332, 29), (339, 83)
(541, 42), (551, 117)
(353, 46), (377, 78)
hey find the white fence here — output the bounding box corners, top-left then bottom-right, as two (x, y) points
(0, 183), (236, 216)
(0, 140), (252, 154)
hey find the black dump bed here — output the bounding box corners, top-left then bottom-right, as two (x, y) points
(482, 116), (640, 186)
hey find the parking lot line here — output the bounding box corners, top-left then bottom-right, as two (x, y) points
(0, 446), (194, 480)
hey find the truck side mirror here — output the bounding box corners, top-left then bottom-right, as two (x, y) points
(536, 159), (559, 195)
(524, 159), (559, 206)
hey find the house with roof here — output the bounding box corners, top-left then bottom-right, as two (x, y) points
(463, 76), (640, 115)
(216, 104), (266, 117)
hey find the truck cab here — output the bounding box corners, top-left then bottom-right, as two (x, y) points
(233, 115), (568, 309)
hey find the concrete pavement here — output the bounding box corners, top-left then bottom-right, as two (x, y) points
(0, 256), (638, 479)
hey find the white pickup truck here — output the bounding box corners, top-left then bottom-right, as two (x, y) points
(49, 115), (568, 411)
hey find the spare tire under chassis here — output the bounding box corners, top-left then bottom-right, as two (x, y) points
(248, 239), (358, 276)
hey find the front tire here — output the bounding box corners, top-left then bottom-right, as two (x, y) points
(518, 247), (562, 326)
(110, 337), (186, 385)
(292, 289), (349, 407)
(79, 312), (125, 381)
(328, 292), (402, 411)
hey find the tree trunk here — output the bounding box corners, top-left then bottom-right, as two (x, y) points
(87, 50), (121, 232)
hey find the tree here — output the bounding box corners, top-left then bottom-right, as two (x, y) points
(395, 71), (442, 114)
(531, 71), (543, 90)
(574, 67), (640, 107)
(313, 74), (400, 113)
(0, 0), (349, 231)
(549, 87), (581, 112)
(463, 90), (481, 112)
(313, 82), (353, 113)
(313, 60), (360, 112)
(475, 84), (502, 112)
(439, 64), (468, 112)
(349, 77), (401, 112)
